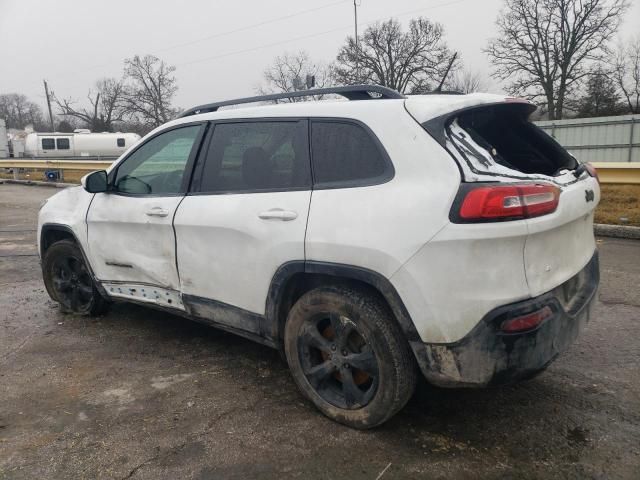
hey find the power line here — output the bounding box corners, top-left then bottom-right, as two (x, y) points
(175, 0), (471, 69)
(42, 0), (472, 90)
(154, 0), (347, 54)
(45, 0), (347, 82)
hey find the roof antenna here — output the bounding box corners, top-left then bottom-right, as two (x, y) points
(434, 52), (458, 93)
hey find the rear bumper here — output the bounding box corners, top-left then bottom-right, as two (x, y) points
(414, 251), (599, 387)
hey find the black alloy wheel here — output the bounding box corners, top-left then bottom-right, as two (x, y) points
(42, 239), (109, 316)
(284, 286), (417, 429)
(298, 311), (379, 409)
(50, 255), (94, 312)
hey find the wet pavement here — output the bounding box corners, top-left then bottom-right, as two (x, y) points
(1, 183), (639, 479)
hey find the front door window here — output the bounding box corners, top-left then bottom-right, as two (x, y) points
(114, 125), (202, 195)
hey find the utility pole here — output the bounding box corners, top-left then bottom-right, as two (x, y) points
(354, 0), (360, 81)
(354, 0), (358, 45)
(43, 79), (55, 131)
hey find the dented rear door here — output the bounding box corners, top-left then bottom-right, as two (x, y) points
(523, 175), (600, 296)
(409, 96), (600, 297)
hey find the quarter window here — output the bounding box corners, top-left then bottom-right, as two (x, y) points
(199, 121), (310, 193)
(41, 138), (55, 150)
(117, 138), (125, 147)
(114, 125), (202, 195)
(311, 122), (390, 186)
(56, 138), (70, 150)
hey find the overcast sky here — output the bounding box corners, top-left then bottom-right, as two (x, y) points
(1, 0), (638, 113)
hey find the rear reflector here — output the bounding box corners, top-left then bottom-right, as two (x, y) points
(501, 306), (553, 333)
(458, 183), (560, 222)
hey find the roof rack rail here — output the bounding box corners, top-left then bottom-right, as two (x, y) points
(424, 90), (465, 95)
(179, 85), (405, 118)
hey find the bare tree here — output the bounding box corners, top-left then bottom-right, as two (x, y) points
(612, 37), (640, 114)
(53, 78), (127, 132)
(334, 17), (456, 94)
(0, 93), (46, 130)
(258, 51), (334, 101)
(486, 0), (628, 119)
(123, 55), (178, 128)
(444, 69), (488, 93)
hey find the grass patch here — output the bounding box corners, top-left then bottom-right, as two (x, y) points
(595, 184), (640, 227)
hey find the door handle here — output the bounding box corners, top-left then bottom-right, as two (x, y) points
(258, 209), (298, 221)
(145, 207), (169, 217)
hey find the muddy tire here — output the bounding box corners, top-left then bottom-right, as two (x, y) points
(284, 286), (417, 429)
(42, 239), (109, 316)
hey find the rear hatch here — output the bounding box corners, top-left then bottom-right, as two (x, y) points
(406, 95), (600, 296)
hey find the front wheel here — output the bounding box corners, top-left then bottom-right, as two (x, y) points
(284, 286), (417, 429)
(42, 239), (109, 316)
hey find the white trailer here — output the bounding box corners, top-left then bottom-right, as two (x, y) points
(24, 130), (141, 158)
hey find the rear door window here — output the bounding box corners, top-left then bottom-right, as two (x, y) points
(198, 120), (310, 193)
(310, 121), (392, 188)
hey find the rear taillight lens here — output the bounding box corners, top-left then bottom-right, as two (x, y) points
(500, 306), (553, 333)
(584, 163), (599, 184)
(456, 183), (560, 222)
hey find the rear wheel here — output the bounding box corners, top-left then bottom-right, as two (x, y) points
(42, 239), (109, 316)
(284, 286), (416, 429)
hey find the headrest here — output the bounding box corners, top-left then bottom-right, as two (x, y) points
(242, 146), (273, 188)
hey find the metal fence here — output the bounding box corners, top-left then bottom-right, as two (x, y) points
(535, 115), (640, 163)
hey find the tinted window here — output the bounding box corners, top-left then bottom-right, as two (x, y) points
(56, 138), (70, 150)
(311, 122), (389, 185)
(114, 125), (202, 195)
(199, 121), (310, 193)
(117, 138), (125, 147)
(41, 138), (55, 150)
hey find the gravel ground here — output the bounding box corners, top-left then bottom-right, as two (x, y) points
(1, 183), (639, 479)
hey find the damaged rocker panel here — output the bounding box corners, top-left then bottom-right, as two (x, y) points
(102, 282), (185, 310)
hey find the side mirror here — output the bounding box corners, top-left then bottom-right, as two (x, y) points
(83, 170), (108, 193)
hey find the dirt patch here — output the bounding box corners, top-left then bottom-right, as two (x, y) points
(595, 184), (640, 227)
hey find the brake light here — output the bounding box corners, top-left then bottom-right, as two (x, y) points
(501, 306), (553, 333)
(584, 163), (599, 184)
(458, 183), (560, 222)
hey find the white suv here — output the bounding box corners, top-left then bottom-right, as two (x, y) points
(38, 85), (600, 428)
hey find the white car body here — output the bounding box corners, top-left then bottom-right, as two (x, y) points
(38, 88), (600, 389)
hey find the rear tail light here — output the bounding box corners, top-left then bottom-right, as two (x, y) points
(455, 183), (560, 222)
(584, 163), (599, 184)
(500, 306), (553, 333)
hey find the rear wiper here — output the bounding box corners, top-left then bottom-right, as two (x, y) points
(573, 164), (588, 178)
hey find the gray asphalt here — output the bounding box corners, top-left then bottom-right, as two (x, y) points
(1, 182), (639, 479)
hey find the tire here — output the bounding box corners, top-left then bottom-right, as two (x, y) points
(42, 239), (109, 316)
(284, 285), (417, 429)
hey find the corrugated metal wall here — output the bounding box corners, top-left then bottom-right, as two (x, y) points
(535, 115), (640, 163)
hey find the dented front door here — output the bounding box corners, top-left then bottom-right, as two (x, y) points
(86, 194), (183, 288)
(86, 123), (205, 291)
